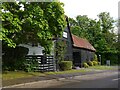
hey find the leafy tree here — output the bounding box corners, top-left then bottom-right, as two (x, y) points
(2, 2), (22, 47)
(98, 12), (115, 33)
(2, 2), (66, 54)
(69, 12), (118, 54)
(98, 12), (117, 53)
(70, 15), (90, 39)
(55, 39), (67, 62)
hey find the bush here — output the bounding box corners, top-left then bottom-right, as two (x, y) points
(2, 46), (29, 71)
(87, 61), (93, 66)
(92, 61), (98, 66)
(98, 62), (101, 65)
(94, 54), (98, 61)
(83, 63), (89, 68)
(59, 61), (72, 71)
(23, 59), (39, 72)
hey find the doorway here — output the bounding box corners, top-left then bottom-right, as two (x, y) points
(73, 52), (81, 67)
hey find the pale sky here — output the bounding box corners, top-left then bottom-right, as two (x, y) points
(60, 0), (120, 20)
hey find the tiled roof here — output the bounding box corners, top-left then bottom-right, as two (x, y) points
(72, 34), (96, 51)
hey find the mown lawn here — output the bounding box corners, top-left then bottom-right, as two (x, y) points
(89, 65), (118, 70)
(44, 69), (91, 75)
(2, 69), (91, 80)
(2, 65), (118, 80)
(2, 71), (45, 80)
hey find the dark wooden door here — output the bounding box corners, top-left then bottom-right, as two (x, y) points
(73, 52), (81, 67)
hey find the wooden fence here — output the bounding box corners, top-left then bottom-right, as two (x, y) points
(25, 55), (56, 72)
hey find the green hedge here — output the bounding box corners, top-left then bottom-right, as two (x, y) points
(59, 61), (72, 71)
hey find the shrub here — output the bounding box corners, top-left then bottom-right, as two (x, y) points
(94, 54), (98, 61)
(2, 46), (29, 71)
(87, 61), (93, 66)
(59, 61), (72, 71)
(24, 59), (39, 72)
(92, 61), (98, 66)
(83, 63), (89, 68)
(98, 62), (101, 65)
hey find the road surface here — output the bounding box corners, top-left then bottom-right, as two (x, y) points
(3, 70), (119, 89)
(49, 73), (119, 88)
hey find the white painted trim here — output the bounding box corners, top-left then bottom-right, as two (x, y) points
(63, 32), (67, 38)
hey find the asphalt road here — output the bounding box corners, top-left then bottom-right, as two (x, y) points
(3, 71), (119, 89)
(49, 73), (119, 88)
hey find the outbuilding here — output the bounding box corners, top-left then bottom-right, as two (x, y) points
(72, 35), (96, 67)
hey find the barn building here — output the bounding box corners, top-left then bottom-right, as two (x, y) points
(61, 17), (96, 67)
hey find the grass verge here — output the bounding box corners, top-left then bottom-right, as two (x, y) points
(2, 69), (91, 80)
(44, 69), (91, 75)
(2, 71), (45, 80)
(2, 65), (118, 80)
(89, 65), (118, 70)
